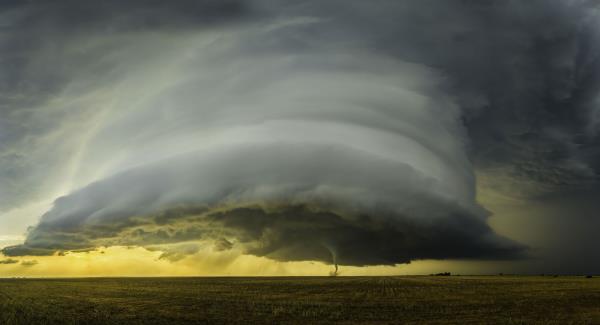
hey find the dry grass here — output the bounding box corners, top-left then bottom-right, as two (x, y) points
(0, 276), (598, 324)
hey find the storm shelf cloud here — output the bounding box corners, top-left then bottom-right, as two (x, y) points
(2, 0), (600, 270)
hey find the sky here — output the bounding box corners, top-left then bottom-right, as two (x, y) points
(1, 0), (600, 276)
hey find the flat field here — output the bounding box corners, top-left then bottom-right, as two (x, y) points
(0, 276), (598, 324)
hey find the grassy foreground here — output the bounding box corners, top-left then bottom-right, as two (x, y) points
(0, 276), (598, 324)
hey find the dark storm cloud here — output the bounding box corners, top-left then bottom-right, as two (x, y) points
(2, 144), (523, 264)
(204, 206), (521, 266)
(3, 0), (600, 268)
(0, 0), (246, 31)
(257, 0), (600, 195)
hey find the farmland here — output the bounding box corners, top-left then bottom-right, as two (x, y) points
(0, 276), (598, 324)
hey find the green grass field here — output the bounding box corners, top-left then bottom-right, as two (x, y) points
(0, 276), (598, 324)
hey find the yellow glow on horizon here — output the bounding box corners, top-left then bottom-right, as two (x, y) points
(0, 245), (529, 277)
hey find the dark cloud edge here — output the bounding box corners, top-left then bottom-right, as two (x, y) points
(1, 203), (528, 266)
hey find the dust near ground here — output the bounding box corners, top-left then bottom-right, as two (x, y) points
(0, 276), (598, 324)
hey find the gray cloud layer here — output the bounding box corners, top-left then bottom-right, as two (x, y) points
(3, 144), (522, 265)
(2, 0), (600, 269)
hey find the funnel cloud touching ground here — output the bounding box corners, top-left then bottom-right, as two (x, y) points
(2, 0), (600, 272)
